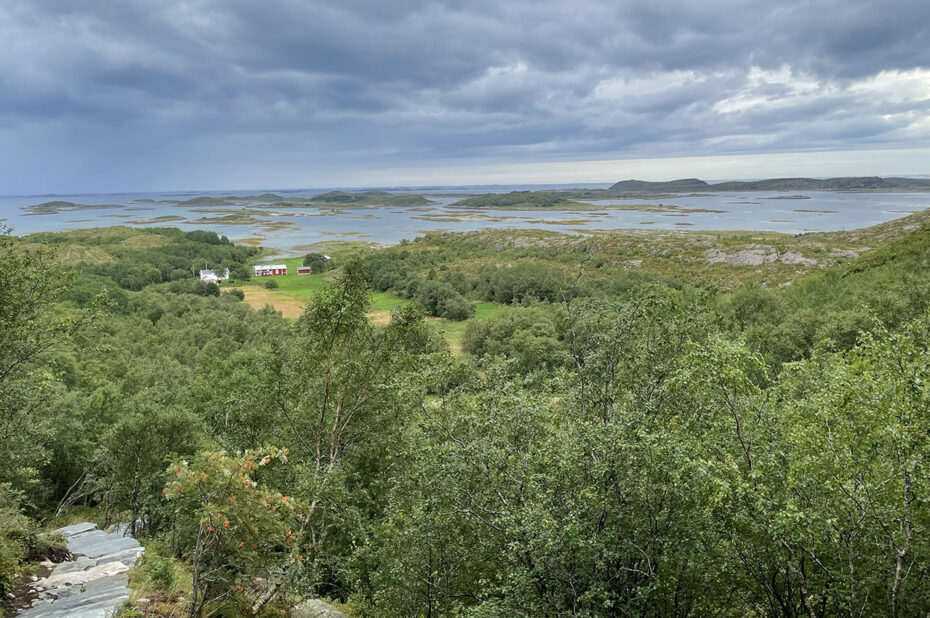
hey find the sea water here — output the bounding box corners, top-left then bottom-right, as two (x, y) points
(1, 184), (927, 254)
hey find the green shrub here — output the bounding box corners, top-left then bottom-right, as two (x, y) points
(415, 280), (473, 320)
(302, 252), (333, 273)
(0, 484), (31, 597)
(146, 556), (177, 591)
(229, 264), (251, 281)
(437, 294), (474, 321)
(463, 306), (565, 372)
(160, 279), (220, 296)
(60, 273), (129, 312)
(264, 279), (279, 289)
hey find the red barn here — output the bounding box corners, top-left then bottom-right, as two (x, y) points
(297, 266), (312, 275)
(253, 264), (287, 277)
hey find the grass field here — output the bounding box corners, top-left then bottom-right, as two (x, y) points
(428, 302), (502, 354)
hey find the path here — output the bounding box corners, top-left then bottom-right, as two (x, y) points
(17, 522), (143, 618)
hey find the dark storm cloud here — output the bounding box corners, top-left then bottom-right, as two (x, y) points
(0, 0), (928, 191)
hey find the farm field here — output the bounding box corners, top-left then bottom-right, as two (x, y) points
(224, 255), (502, 349)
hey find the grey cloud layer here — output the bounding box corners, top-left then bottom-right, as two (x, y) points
(1, 0), (928, 191)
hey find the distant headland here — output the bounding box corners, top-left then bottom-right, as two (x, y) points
(608, 176), (930, 192)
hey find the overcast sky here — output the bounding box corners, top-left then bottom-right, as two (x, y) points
(1, 0), (929, 193)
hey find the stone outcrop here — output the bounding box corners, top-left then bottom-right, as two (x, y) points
(18, 522), (143, 618)
(705, 245), (820, 267)
(293, 598), (347, 618)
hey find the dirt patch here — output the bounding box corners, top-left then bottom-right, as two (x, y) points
(367, 310), (392, 326)
(236, 287), (306, 318)
(7, 563), (55, 615)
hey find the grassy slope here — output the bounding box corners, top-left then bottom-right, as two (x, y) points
(431, 302), (501, 354)
(402, 208), (930, 290)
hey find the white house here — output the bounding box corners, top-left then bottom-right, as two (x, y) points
(199, 268), (230, 283)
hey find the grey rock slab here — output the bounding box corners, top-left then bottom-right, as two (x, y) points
(17, 522), (143, 618)
(103, 521), (141, 537)
(52, 522), (98, 538)
(293, 598), (347, 618)
(66, 530), (140, 559)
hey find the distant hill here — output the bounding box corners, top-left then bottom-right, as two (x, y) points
(309, 191), (432, 206)
(609, 177), (930, 193)
(608, 178), (711, 192)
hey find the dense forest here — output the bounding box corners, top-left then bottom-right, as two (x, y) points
(2, 212), (930, 617)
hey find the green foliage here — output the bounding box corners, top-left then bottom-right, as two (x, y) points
(769, 318), (930, 615)
(264, 279), (279, 289)
(462, 305), (566, 372)
(0, 223), (94, 505)
(301, 252), (332, 273)
(61, 273), (130, 311)
(228, 263), (251, 281)
(159, 279), (220, 296)
(30, 226), (258, 291)
(164, 450), (309, 617)
(184, 230), (231, 246)
(143, 556), (177, 592)
(10, 216), (930, 616)
(415, 280), (473, 320)
(96, 399), (206, 534)
(474, 262), (568, 304)
(0, 484), (31, 597)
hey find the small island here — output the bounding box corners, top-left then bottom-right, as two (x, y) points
(308, 190), (434, 206)
(450, 191), (588, 209)
(131, 191), (436, 208)
(449, 191), (726, 213)
(22, 201), (124, 215)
